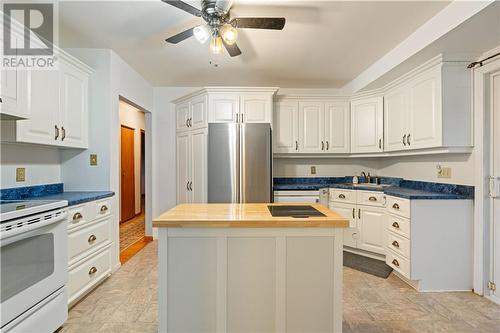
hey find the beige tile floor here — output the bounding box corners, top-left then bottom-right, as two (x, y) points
(61, 242), (500, 333)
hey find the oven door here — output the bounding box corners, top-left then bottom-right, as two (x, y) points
(0, 213), (68, 328)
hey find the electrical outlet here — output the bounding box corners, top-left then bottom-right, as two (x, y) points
(90, 154), (98, 166)
(310, 166), (316, 175)
(16, 168), (26, 182)
(438, 167), (452, 178)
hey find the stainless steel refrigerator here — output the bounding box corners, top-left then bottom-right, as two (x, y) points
(208, 123), (272, 203)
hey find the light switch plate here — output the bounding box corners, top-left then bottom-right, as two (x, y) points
(90, 154), (98, 166)
(310, 166), (316, 175)
(16, 168), (26, 182)
(438, 167), (452, 178)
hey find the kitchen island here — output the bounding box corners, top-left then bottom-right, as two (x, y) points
(153, 203), (348, 333)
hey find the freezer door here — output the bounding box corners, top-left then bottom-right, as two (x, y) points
(241, 123), (272, 203)
(208, 123), (240, 203)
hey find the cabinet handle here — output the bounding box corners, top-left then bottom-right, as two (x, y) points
(88, 234), (97, 244)
(392, 240), (400, 248)
(186, 181), (190, 190)
(392, 221), (400, 229)
(72, 212), (83, 222)
(295, 141), (298, 151)
(407, 133), (411, 146)
(338, 194), (346, 199)
(352, 208), (355, 219)
(379, 138), (382, 149)
(189, 181), (193, 191)
(326, 141), (329, 150)
(321, 141), (325, 151)
(186, 119), (189, 127)
(88, 266), (98, 275)
(358, 208), (361, 219)
(236, 113), (239, 123)
(392, 259), (400, 267)
(368, 196), (377, 202)
(54, 125), (59, 140)
(100, 205), (108, 213)
(61, 126), (66, 141)
(392, 203), (400, 210)
(0, 97), (2, 103)
(403, 134), (407, 146)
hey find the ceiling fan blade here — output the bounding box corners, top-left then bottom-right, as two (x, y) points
(231, 17), (286, 30)
(161, 0), (201, 17)
(215, 0), (234, 14)
(222, 40), (242, 57)
(165, 27), (195, 44)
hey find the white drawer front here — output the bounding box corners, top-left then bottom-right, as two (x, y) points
(330, 189), (356, 204)
(69, 218), (110, 261)
(386, 196), (410, 218)
(386, 248), (410, 279)
(356, 191), (386, 207)
(386, 230), (410, 259)
(69, 247), (110, 298)
(386, 214), (410, 239)
(67, 203), (92, 229)
(92, 198), (112, 221)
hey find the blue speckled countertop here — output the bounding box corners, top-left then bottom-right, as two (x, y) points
(0, 183), (114, 206)
(274, 177), (474, 200)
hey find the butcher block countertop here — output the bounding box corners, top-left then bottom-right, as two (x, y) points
(153, 203), (349, 228)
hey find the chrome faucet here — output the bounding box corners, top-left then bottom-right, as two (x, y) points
(361, 171), (371, 184)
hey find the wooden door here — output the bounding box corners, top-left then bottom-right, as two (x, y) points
(350, 97), (384, 153)
(298, 101), (324, 153)
(384, 87), (408, 152)
(324, 102), (350, 153)
(357, 206), (386, 255)
(274, 101), (299, 153)
(121, 126), (135, 222)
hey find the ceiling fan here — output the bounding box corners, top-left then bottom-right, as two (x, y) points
(162, 0), (286, 57)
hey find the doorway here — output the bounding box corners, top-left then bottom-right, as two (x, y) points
(119, 100), (150, 263)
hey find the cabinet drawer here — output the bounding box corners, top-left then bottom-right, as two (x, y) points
(386, 248), (410, 279)
(386, 214), (410, 238)
(330, 189), (356, 204)
(92, 198), (112, 221)
(67, 203), (92, 229)
(69, 247), (110, 300)
(386, 196), (410, 218)
(357, 191), (385, 207)
(69, 218), (110, 261)
(386, 230), (410, 259)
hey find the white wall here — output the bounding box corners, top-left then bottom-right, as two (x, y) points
(273, 158), (379, 178)
(119, 100), (145, 215)
(1, 144), (61, 188)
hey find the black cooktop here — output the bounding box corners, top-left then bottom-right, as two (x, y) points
(268, 205), (326, 218)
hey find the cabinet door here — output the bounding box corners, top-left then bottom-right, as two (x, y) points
(176, 132), (191, 204)
(330, 203), (357, 248)
(176, 102), (190, 132)
(240, 94), (272, 123)
(384, 88), (408, 152)
(274, 101), (299, 153)
(190, 95), (207, 129)
(59, 61), (88, 148)
(190, 129), (207, 203)
(298, 102), (324, 153)
(357, 206), (386, 255)
(350, 97), (383, 153)
(408, 68), (442, 149)
(16, 70), (60, 145)
(209, 94), (239, 123)
(324, 102), (349, 153)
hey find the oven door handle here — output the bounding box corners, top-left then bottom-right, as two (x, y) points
(0, 211), (67, 244)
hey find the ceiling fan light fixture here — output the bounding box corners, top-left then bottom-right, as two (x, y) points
(193, 25), (211, 44)
(209, 36), (223, 54)
(221, 24), (238, 45)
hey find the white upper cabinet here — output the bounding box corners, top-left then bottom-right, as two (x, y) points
(240, 94), (272, 123)
(350, 96), (384, 153)
(274, 101), (299, 153)
(298, 102), (324, 153)
(209, 93), (239, 123)
(176, 102), (190, 132)
(384, 87), (408, 152)
(190, 95), (208, 130)
(324, 102), (349, 153)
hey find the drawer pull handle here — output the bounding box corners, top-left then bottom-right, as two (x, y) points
(100, 205), (108, 213)
(392, 240), (400, 248)
(392, 222), (400, 229)
(88, 234), (97, 243)
(72, 212), (83, 221)
(338, 194), (346, 199)
(352, 208), (355, 219)
(368, 196), (377, 202)
(392, 203), (400, 210)
(89, 266), (98, 275)
(392, 259), (400, 267)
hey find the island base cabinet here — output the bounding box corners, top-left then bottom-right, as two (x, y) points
(158, 228), (343, 333)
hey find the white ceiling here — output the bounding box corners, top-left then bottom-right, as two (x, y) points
(59, 1), (451, 88)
